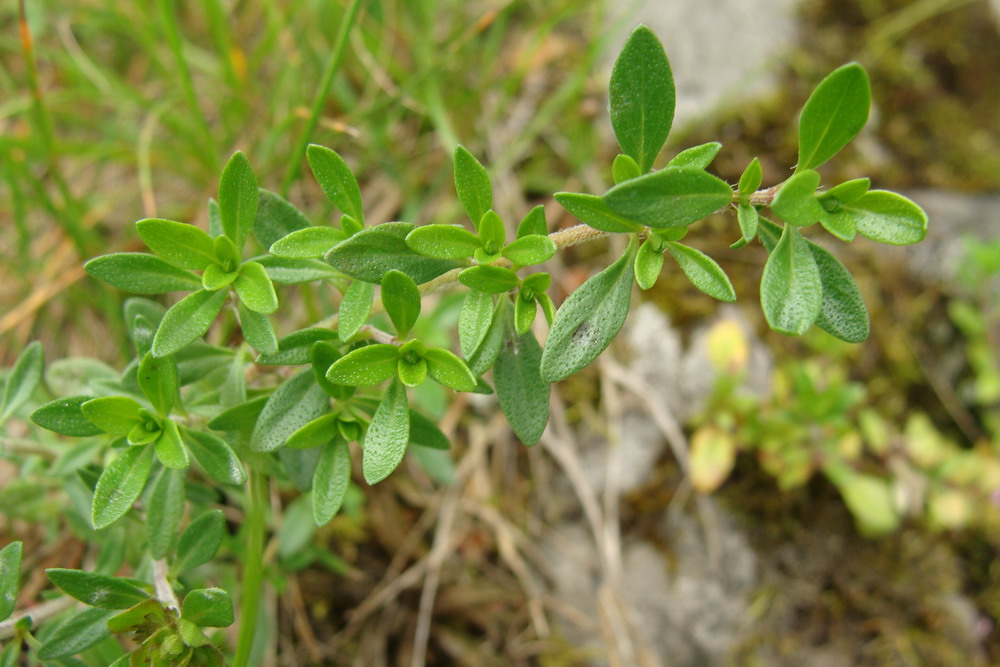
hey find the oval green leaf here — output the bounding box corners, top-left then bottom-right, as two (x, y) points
(362, 378), (409, 484)
(494, 331), (549, 446)
(664, 242), (736, 302)
(603, 167), (733, 228)
(760, 225), (822, 335)
(381, 270), (421, 337)
(307, 144), (364, 223)
(797, 63), (871, 172)
(218, 150), (259, 251)
(454, 146), (493, 228)
(539, 238), (637, 382)
(92, 444), (155, 529)
(85, 253), (201, 294)
(136, 218), (217, 270)
(152, 289), (229, 358)
(326, 344), (399, 387)
(609, 25), (675, 173)
(554, 192), (643, 233)
(235, 261), (278, 314)
(324, 222), (463, 284)
(313, 439), (351, 525)
(405, 224), (482, 259)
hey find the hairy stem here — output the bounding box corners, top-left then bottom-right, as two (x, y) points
(153, 559), (179, 610)
(233, 468), (268, 667)
(0, 597), (74, 641)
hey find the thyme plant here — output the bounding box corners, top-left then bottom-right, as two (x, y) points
(0, 25), (926, 665)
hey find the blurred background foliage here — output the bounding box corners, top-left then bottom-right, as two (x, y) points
(2, 0), (1000, 664)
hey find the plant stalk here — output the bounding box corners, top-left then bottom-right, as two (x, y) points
(233, 468), (268, 667)
(281, 0), (365, 195)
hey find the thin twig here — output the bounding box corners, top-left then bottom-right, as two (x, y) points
(0, 597), (75, 640)
(153, 558), (178, 610)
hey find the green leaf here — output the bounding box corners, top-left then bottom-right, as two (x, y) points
(478, 210), (506, 252)
(311, 339), (357, 399)
(285, 412), (338, 449)
(31, 395), (104, 436)
(85, 253), (201, 294)
(338, 280), (375, 342)
(760, 225), (822, 335)
(362, 378), (410, 484)
(668, 142), (722, 169)
(612, 154), (642, 184)
(257, 255), (340, 284)
(146, 468), (185, 559)
(256, 328), (339, 365)
(202, 264), (239, 291)
(92, 440), (154, 529)
(409, 411), (450, 450)
(307, 144), (364, 223)
(664, 242), (736, 302)
(1, 341), (42, 423)
(81, 396), (144, 435)
(458, 265), (520, 293)
(817, 209), (856, 242)
(313, 439), (351, 525)
(136, 219), (217, 270)
(214, 233), (241, 267)
(239, 303), (279, 355)
(152, 289), (228, 358)
(467, 298), (509, 377)
(516, 205), (547, 238)
(540, 238), (637, 382)
(154, 419), (189, 469)
(137, 352), (177, 416)
(514, 291), (537, 335)
(235, 261), (278, 314)
(609, 25), (675, 173)
(603, 167), (733, 228)
(218, 151), (259, 250)
(502, 235), (556, 266)
(253, 189), (311, 249)
(325, 222), (463, 284)
(807, 241), (870, 343)
(250, 370), (329, 452)
(36, 607), (115, 660)
(797, 63), (870, 171)
(738, 157), (762, 196)
(820, 177), (870, 207)
(845, 190), (928, 245)
(0, 541), (22, 621)
(405, 224), (481, 259)
(737, 204), (759, 244)
(423, 348), (476, 391)
(181, 588), (234, 628)
(397, 358), (428, 387)
(459, 289), (494, 358)
(269, 226), (346, 258)
(381, 270), (421, 337)
(173, 510), (225, 575)
(770, 169), (825, 226)
(326, 344), (399, 386)
(206, 395), (268, 432)
(494, 332), (549, 446)
(554, 192), (643, 233)
(46, 569), (151, 609)
(454, 146), (493, 228)
(634, 237), (664, 290)
(183, 429), (246, 485)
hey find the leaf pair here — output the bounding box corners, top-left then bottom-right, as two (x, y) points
(326, 341), (476, 392)
(635, 234), (735, 302)
(758, 219), (869, 343)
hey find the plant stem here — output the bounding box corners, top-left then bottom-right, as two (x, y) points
(233, 468), (268, 667)
(281, 0), (365, 196)
(153, 559), (179, 610)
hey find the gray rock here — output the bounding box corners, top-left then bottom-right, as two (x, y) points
(608, 0), (802, 128)
(892, 190), (1000, 284)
